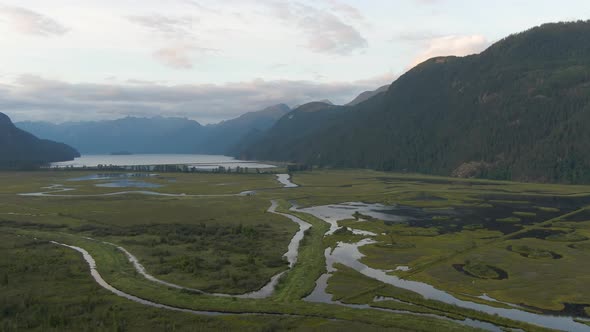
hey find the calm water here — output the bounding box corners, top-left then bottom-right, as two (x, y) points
(299, 202), (589, 332)
(51, 154), (276, 169)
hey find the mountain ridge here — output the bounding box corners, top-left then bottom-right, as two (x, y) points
(16, 104), (291, 155)
(0, 112), (80, 168)
(240, 21), (590, 184)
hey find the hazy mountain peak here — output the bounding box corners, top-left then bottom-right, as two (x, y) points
(294, 101), (336, 113)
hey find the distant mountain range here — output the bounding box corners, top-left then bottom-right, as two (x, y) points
(0, 112), (79, 168)
(11, 21), (590, 183)
(17, 104), (291, 155)
(239, 21), (590, 183)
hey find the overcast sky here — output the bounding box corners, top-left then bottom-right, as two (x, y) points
(0, 0), (588, 124)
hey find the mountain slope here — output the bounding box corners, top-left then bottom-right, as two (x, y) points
(0, 112), (79, 168)
(17, 104), (291, 155)
(17, 116), (205, 154)
(197, 104), (291, 154)
(241, 21), (590, 183)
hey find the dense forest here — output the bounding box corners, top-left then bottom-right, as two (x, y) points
(0, 112), (79, 169)
(240, 21), (590, 184)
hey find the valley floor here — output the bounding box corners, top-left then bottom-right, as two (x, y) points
(2, 169), (590, 331)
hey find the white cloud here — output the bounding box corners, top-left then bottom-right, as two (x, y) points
(152, 44), (217, 69)
(324, 0), (364, 21)
(127, 14), (214, 69)
(127, 14), (198, 40)
(1, 73), (394, 124)
(0, 5), (68, 36)
(410, 34), (490, 67)
(267, 1), (367, 55)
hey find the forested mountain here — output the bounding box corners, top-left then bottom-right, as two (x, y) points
(197, 104), (290, 154)
(17, 104), (290, 155)
(0, 112), (79, 168)
(240, 21), (590, 183)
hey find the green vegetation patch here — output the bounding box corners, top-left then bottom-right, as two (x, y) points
(508, 245), (561, 259)
(496, 217), (521, 223)
(1, 232), (362, 332)
(513, 211), (537, 217)
(569, 242), (590, 250)
(546, 232), (589, 242)
(457, 261), (508, 280)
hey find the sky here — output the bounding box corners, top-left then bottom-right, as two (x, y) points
(0, 0), (588, 124)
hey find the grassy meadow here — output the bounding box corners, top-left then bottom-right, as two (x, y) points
(3, 169), (590, 330)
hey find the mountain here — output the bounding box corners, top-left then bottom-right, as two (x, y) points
(18, 116), (205, 154)
(0, 112), (79, 168)
(17, 104), (290, 155)
(234, 102), (337, 159)
(346, 85), (390, 106)
(197, 104), (291, 154)
(240, 21), (590, 184)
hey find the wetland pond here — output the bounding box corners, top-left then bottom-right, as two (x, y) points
(297, 202), (590, 332)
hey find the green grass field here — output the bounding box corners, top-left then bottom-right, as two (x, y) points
(3, 169), (590, 331)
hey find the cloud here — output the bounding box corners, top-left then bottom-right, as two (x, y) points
(153, 46), (194, 69)
(127, 14), (214, 69)
(0, 5), (68, 36)
(1, 74), (394, 124)
(410, 34), (490, 67)
(127, 14), (198, 40)
(152, 44), (217, 69)
(267, 1), (367, 55)
(324, 0), (364, 21)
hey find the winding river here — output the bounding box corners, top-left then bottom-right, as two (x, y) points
(23, 174), (590, 331)
(98, 200), (311, 299)
(50, 241), (227, 316)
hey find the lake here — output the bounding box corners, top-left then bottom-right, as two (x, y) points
(51, 154), (276, 169)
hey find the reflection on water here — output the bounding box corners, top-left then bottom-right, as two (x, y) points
(298, 200), (589, 331)
(324, 239), (588, 332)
(303, 249), (503, 332)
(68, 173), (158, 181)
(96, 180), (163, 188)
(292, 202), (408, 234)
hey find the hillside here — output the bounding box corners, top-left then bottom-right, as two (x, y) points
(197, 104), (291, 154)
(240, 21), (590, 183)
(0, 112), (79, 168)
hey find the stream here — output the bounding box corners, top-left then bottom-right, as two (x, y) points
(297, 203), (590, 332)
(98, 200), (311, 299)
(19, 173), (296, 197)
(26, 174), (590, 331)
(51, 241), (226, 316)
